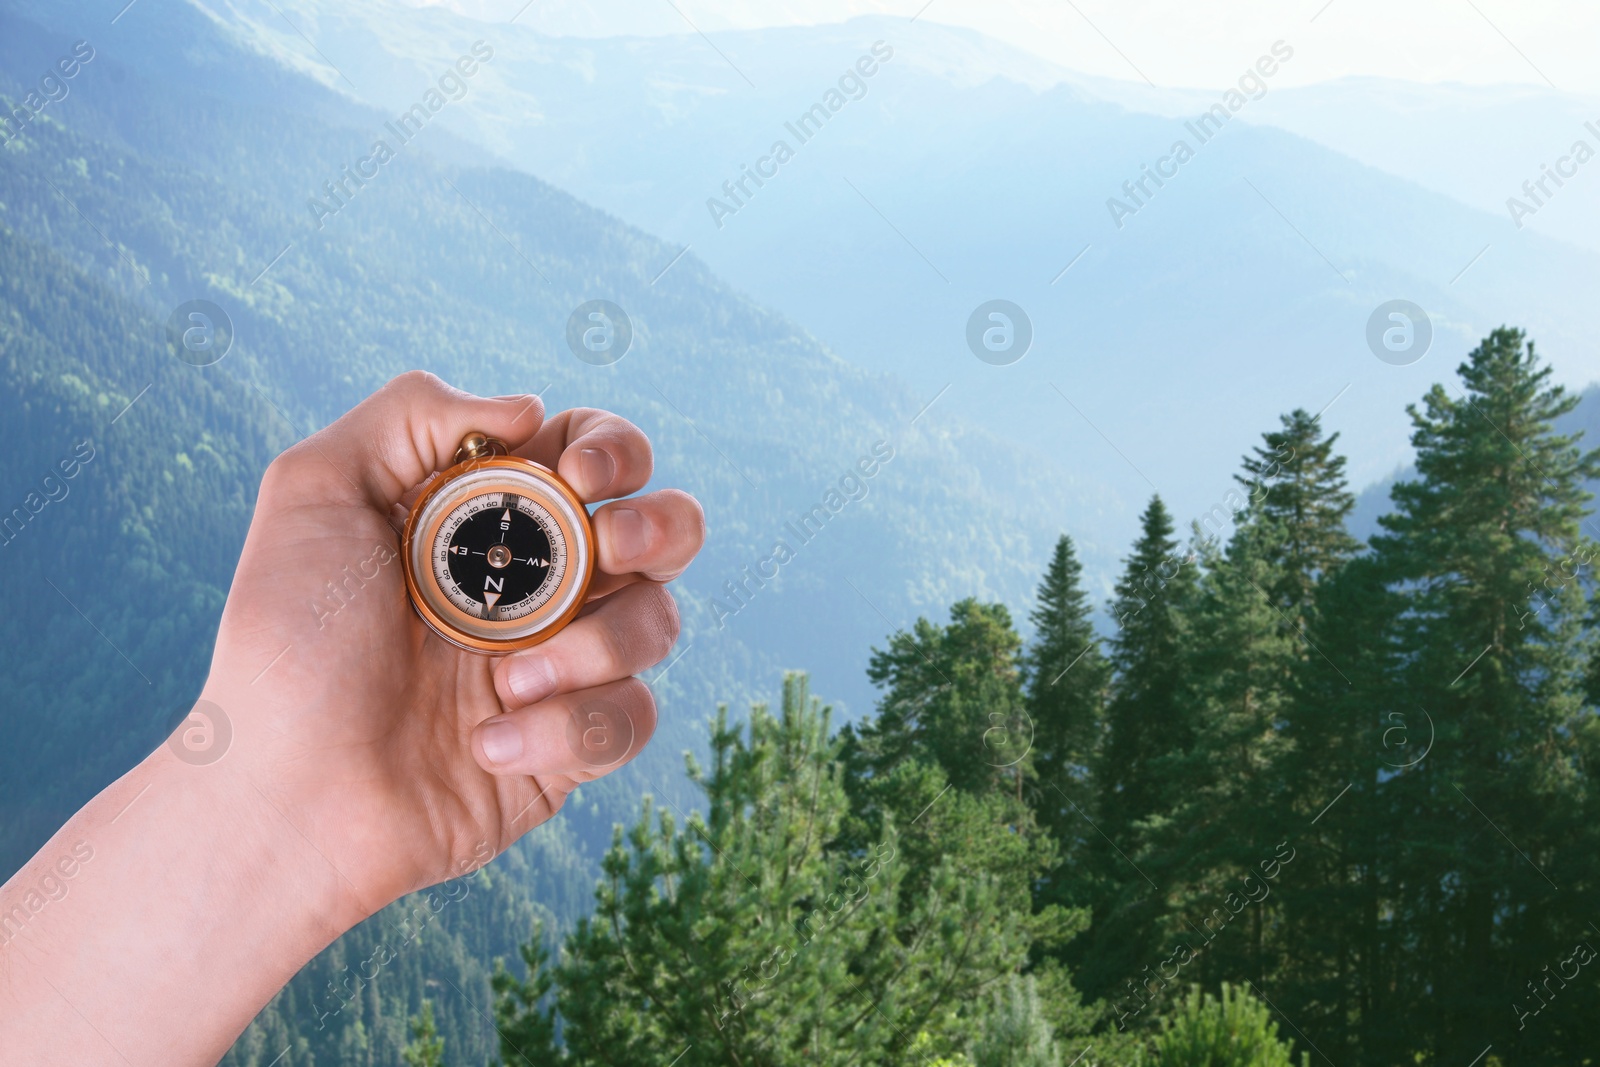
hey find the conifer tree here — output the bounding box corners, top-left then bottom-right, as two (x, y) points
(1073, 497), (1199, 1005)
(491, 932), (559, 1066)
(1098, 497), (1199, 839)
(1369, 328), (1600, 1061)
(1275, 554), (1407, 1066)
(1025, 535), (1110, 840)
(402, 1000), (444, 1067)
(1155, 516), (1296, 994)
(1024, 536), (1110, 941)
(848, 599), (1031, 796)
(1235, 408), (1359, 622)
(1145, 984), (1307, 1067)
(496, 674), (1086, 1067)
(971, 974), (1064, 1067)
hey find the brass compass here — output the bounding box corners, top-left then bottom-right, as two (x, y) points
(401, 433), (595, 653)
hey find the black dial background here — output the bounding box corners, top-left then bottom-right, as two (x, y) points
(444, 494), (555, 618)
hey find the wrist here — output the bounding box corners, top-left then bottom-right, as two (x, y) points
(0, 724), (371, 1062)
(142, 726), (377, 941)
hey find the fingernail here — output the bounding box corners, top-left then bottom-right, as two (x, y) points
(580, 448), (615, 494)
(480, 719), (523, 766)
(609, 507), (648, 564)
(506, 653), (557, 705)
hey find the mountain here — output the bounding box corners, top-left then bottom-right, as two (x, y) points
(1246, 79), (1600, 257)
(112, 1), (1600, 556)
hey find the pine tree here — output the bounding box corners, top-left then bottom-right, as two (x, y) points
(1145, 984), (1307, 1067)
(971, 974), (1063, 1067)
(491, 931), (559, 1067)
(1073, 497), (1200, 1007)
(496, 674), (1085, 1066)
(1235, 408), (1359, 623)
(1360, 328), (1600, 1061)
(1025, 535), (1110, 851)
(848, 599), (1031, 797)
(402, 1000), (444, 1067)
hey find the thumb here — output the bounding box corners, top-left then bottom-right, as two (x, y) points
(283, 371), (545, 511)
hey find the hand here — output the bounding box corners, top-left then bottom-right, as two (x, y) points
(0, 371), (704, 1064)
(204, 370), (705, 915)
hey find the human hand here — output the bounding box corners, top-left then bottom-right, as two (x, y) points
(200, 370), (704, 918)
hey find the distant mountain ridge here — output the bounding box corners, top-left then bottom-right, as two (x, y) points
(125, 1), (1600, 565)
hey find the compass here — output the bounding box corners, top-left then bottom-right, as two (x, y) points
(401, 432), (595, 653)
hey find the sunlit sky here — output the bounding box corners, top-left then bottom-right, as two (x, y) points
(415, 0), (1599, 95)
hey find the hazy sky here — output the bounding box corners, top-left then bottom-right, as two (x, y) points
(417, 0), (1598, 94)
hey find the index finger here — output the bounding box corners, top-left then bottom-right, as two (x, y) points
(515, 408), (653, 503)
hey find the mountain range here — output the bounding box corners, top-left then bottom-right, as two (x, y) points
(136, 1), (1600, 551)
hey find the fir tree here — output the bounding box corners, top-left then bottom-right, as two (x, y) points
(1025, 535), (1110, 834)
(1074, 497), (1199, 1007)
(1156, 516), (1297, 994)
(1275, 554), (1406, 1066)
(1236, 408), (1359, 622)
(1098, 497), (1199, 838)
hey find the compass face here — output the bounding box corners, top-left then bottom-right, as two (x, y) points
(403, 459), (593, 652)
(435, 493), (567, 621)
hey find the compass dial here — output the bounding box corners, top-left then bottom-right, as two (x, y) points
(434, 493), (567, 621)
(402, 456), (594, 653)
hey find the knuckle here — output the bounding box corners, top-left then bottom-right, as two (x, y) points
(389, 369), (449, 400)
(260, 438), (349, 502)
(259, 444), (319, 500)
(656, 488), (705, 535)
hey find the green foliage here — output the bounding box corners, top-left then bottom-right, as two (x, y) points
(1099, 496), (1200, 835)
(971, 974), (1064, 1067)
(1145, 985), (1304, 1067)
(401, 1001), (444, 1067)
(1281, 327), (1600, 1062)
(1046, 335), (1600, 1065)
(495, 673), (1092, 1066)
(1234, 408), (1359, 623)
(1026, 535), (1109, 882)
(848, 598), (1032, 796)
